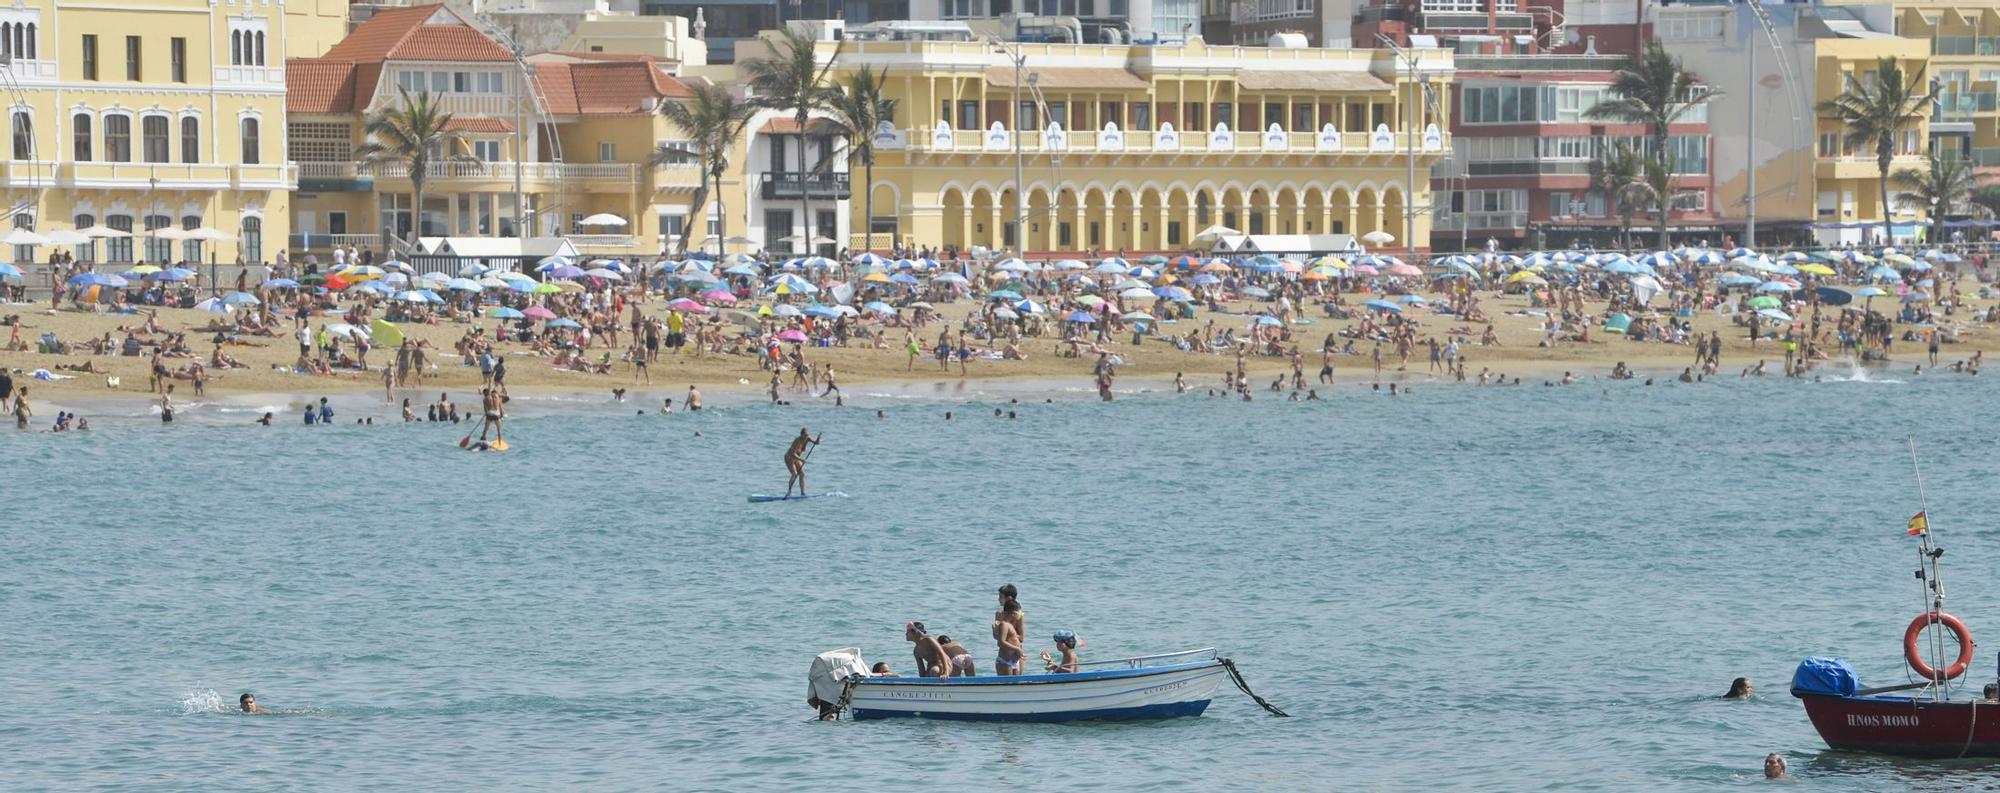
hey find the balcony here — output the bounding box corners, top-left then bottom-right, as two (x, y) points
(761, 172), (852, 200)
(0, 162), (299, 191)
(1455, 54), (1631, 73)
(299, 161), (374, 192)
(899, 126), (1450, 156)
(1434, 211), (1529, 231)
(1816, 153), (1927, 181)
(368, 161), (639, 188)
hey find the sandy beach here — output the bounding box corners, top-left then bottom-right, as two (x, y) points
(0, 275), (1991, 415)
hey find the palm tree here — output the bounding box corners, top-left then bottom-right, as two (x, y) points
(656, 83), (755, 257)
(1817, 57), (1931, 245)
(743, 27), (843, 256)
(1892, 150), (1978, 244)
(1586, 141), (1653, 252)
(1585, 41), (1718, 250)
(1970, 183), (2000, 219)
(826, 66), (898, 255)
(355, 88), (480, 249)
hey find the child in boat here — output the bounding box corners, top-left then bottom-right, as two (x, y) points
(1041, 631), (1083, 673)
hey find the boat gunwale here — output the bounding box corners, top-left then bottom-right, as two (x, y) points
(853, 658), (1221, 686)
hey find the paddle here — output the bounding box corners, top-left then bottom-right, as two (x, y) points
(460, 417), (485, 448)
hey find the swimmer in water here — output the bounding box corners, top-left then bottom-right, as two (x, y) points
(1723, 677), (1752, 699)
(240, 693), (270, 714)
(1762, 753), (1787, 780)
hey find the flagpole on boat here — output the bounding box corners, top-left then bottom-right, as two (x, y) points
(1909, 436), (1949, 699)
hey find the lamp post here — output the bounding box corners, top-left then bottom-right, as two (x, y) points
(1378, 35), (1424, 258)
(989, 37), (1027, 256)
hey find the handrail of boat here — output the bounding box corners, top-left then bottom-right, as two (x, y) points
(1073, 648), (1218, 669)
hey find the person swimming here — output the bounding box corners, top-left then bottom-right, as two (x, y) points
(239, 693), (270, 714)
(1723, 677), (1752, 699)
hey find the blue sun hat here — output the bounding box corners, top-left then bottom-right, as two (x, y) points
(1053, 630), (1085, 648)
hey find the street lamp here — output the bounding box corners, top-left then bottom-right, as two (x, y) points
(988, 36), (1028, 255)
(1377, 34), (1428, 258)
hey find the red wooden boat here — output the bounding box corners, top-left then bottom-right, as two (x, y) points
(1793, 494), (1995, 757)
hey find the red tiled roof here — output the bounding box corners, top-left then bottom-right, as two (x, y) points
(443, 117), (514, 133)
(322, 5), (511, 64)
(760, 118), (843, 135)
(286, 60), (357, 114)
(531, 60), (691, 115)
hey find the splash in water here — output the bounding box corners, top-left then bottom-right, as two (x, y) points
(1820, 357), (1905, 384)
(179, 689), (229, 715)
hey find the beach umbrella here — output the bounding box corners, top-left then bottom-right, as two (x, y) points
(1603, 259), (1649, 275)
(584, 268), (624, 281)
(476, 276), (510, 290)
(369, 319), (405, 347)
(1796, 263), (1836, 277)
(263, 278), (299, 289)
(803, 305), (841, 319)
(1123, 311), (1156, 322)
(1154, 286), (1193, 302)
(324, 323), (369, 341)
(446, 277), (484, 292)
(1852, 286), (1888, 297)
(1015, 299), (1046, 315)
(547, 265), (586, 279)
(1868, 265), (1902, 282)
(1240, 286), (1271, 299)
(860, 300), (893, 314)
(1814, 287), (1853, 306)
(852, 251), (889, 267)
(1901, 291), (1931, 303)
(1719, 273), (1761, 287)
(1747, 295), (1782, 309)
(123, 264), (162, 276)
(665, 298), (706, 313)
(1361, 299), (1403, 314)
(1092, 260), (1126, 274)
(1128, 266), (1158, 280)
(1397, 294), (1429, 305)
(491, 307), (526, 319)
(1120, 287), (1156, 300)
(860, 272), (892, 284)
(192, 297), (232, 313)
(769, 272), (815, 290)
(0, 263), (22, 278)
(701, 289), (738, 304)
(1757, 308), (1793, 322)
(1074, 294), (1106, 307)
(771, 304), (803, 318)
(68, 272), (127, 288)
(460, 263), (493, 277)
(988, 289), (1024, 302)
(1385, 263), (1424, 277)
(394, 290), (430, 303)
(1064, 310), (1096, 324)
(546, 318), (582, 329)
(775, 328), (809, 343)
(381, 260), (413, 274)
(1504, 270), (1542, 285)
(933, 273), (969, 286)
(890, 272), (921, 285)
(1905, 261), (1934, 272)
(1883, 252), (1917, 266)
(1254, 315), (1284, 326)
(724, 264), (760, 277)
(1757, 281), (1797, 293)
(522, 306), (557, 320)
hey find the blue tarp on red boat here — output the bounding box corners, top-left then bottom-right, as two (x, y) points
(1792, 657), (1860, 696)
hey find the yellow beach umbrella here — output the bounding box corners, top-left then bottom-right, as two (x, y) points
(125, 264), (162, 275)
(1796, 263), (1835, 276)
(1505, 270), (1542, 284)
(1310, 255), (1348, 270)
(861, 272), (892, 283)
(369, 319), (405, 347)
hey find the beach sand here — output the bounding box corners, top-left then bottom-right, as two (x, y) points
(0, 287), (1988, 405)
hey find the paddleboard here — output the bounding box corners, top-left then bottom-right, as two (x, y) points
(748, 491), (847, 503)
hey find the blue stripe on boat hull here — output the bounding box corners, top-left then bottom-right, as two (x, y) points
(850, 699), (1211, 722)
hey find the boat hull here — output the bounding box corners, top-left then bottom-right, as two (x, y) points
(848, 659), (1227, 722)
(1799, 692), (2000, 757)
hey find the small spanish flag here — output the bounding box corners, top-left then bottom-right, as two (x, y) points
(1908, 511), (1929, 536)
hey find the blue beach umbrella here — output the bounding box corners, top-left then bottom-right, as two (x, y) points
(1814, 287), (1853, 306)
(1757, 308), (1793, 322)
(491, 307), (526, 319)
(446, 278), (484, 292)
(1255, 315), (1284, 326)
(546, 318), (583, 329)
(222, 291), (261, 306)
(263, 278), (299, 288)
(988, 289), (1024, 301)
(1015, 299), (1046, 314)
(1064, 310), (1096, 324)
(68, 272), (127, 288)
(889, 272), (921, 285)
(0, 263), (22, 278)
(1362, 299), (1403, 314)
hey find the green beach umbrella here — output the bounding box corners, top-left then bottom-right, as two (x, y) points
(1747, 295), (1781, 309)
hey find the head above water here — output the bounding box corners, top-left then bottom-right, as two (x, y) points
(1725, 677), (1752, 699)
(239, 693), (257, 711)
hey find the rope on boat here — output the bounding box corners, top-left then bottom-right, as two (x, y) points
(1219, 658), (1289, 717)
(1961, 699), (1978, 759)
(835, 676), (858, 719)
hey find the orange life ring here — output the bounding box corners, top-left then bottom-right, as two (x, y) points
(1903, 611), (1975, 681)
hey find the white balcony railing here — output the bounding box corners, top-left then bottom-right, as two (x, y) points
(900, 125), (1447, 156)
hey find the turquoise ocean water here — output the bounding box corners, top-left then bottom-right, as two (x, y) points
(7, 367), (2000, 790)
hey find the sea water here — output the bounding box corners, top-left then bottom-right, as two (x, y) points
(6, 372), (2000, 791)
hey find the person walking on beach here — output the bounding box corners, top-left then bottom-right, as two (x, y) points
(12, 386), (29, 430)
(784, 427), (821, 496)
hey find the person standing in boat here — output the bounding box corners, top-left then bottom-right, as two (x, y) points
(997, 584), (1025, 645)
(992, 600), (1024, 676)
(935, 634), (976, 677)
(904, 621), (954, 678)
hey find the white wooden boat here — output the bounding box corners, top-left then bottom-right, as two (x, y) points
(809, 648), (1231, 722)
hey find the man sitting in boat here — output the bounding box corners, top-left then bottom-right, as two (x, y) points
(1042, 631), (1084, 673)
(904, 622), (956, 678)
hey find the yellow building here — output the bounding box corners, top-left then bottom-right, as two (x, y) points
(778, 35), (1454, 255)
(1884, 2), (2000, 167)
(285, 5), (705, 260)
(0, 0), (337, 266)
(1811, 34), (1934, 242)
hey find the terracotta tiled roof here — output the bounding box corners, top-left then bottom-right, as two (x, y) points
(442, 117), (514, 134)
(759, 118), (844, 135)
(286, 60), (358, 114)
(322, 5), (511, 64)
(530, 59), (692, 115)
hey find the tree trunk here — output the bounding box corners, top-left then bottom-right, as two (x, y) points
(713, 165), (728, 258)
(1878, 141), (1894, 246)
(797, 113), (812, 257)
(1655, 130), (1672, 252)
(861, 155), (874, 254)
(411, 177), (424, 256)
